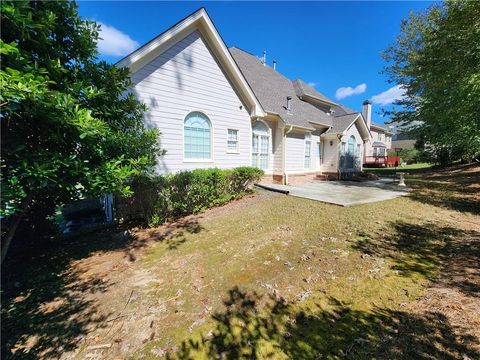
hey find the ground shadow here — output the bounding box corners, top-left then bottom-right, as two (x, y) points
(1, 218), (204, 359)
(408, 164), (479, 215)
(354, 221), (480, 298)
(166, 287), (479, 360)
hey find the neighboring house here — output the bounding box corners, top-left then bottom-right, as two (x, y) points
(392, 139), (417, 150)
(116, 8), (373, 184)
(362, 100), (393, 166)
(391, 133), (417, 150)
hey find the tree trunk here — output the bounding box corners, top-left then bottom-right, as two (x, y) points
(1, 196), (31, 264)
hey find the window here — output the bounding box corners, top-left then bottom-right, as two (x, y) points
(304, 133), (312, 169)
(227, 129), (239, 152)
(252, 122), (269, 169)
(347, 135), (356, 168)
(184, 112), (211, 160)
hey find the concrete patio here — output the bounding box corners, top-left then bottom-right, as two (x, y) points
(262, 178), (409, 206)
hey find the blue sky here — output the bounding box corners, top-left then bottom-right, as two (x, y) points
(78, 1), (432, 125)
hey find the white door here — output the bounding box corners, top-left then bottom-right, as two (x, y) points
(316, 142), (322, 170)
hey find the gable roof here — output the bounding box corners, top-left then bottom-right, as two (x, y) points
(325, 113), (371, 140)
(292, 80), (338, 107)
(229, 47), (333, 129)
(115, 8), (265, 117)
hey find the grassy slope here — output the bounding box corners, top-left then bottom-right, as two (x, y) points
(363, 162), (433, 176)
(2, 165), (477, 359)
(135, 165), (478, 359)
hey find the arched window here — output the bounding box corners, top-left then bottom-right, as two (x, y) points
(184, 112), (211, 160)
(252, 122), (269, 169)
(347, 135), (356, 168)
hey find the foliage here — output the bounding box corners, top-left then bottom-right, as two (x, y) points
(0, 1), (161, 223)
(120, 167), (264, 226)
(383, 1), (480, 164)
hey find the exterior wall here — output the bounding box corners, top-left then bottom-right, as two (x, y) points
(365, 129), (392, 157)
(342, 122), (364, 171)
(322, 137), (339, 173)
(261, 119), (277, 173)
(272, 123), (284, 173)
(385, 134), (392, 150)
(285, 130), (319, 173)
(130, 30), (252, 174)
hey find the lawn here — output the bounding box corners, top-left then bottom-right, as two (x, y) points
(363, 162), (433, 176)
(1, 164), (479, 359)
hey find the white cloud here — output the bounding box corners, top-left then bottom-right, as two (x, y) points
(371, 85), (406, 106)
(307, 81), (318, 87)
(335, 83), (367, 100)
(97, 22), (139, 56)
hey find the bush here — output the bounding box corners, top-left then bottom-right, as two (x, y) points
(117, 167), (264, 226)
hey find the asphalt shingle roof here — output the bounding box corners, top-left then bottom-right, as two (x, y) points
(229, 47), (334, 129)
(328, 113), (360, 134)
(292, 79), (336, 105)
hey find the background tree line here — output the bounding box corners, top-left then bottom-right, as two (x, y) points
(384, 0), (480, 165)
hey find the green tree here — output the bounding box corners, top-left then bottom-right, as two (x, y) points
(1, 1), (162, 261)
(383, 0), (480, 164)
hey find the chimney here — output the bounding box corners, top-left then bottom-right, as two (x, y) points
(286, 96), (292, 112)
(362, 100), (372, 129)
(273, 60), (277, 70)
(263, 50), (267, 66)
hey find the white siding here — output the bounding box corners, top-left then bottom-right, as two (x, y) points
(344, 122), (364, 171)
(272, 123), (284, 173)
(130, 30), (252, 174)
(322, 138), (339, 173)
(286, 131), (307, 172)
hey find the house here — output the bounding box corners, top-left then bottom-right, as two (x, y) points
(116, 8), (376, 184)
(391, 131), (417, 151)
(362, 100), (393, 167)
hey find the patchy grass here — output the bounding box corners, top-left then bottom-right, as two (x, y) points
(1, 165), (479, 359)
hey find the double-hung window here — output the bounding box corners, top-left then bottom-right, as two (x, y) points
(304, 133), (312, 169)
(227, 129), (239, 152)
(252, 122), (269, 170)
(184, 112), (212, 160)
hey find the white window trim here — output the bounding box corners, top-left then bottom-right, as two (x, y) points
(226, 128), (240, 154)
(182, 110), (215, 163)
(251, 120), (270, 170)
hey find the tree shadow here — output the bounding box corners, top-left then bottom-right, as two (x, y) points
(353, 221), (480, 297)
(166, 287), (480, 359)
(1, 217), (204, 359)
(407, 164), (480, 215)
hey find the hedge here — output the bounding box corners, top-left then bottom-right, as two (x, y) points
(117, 167), (264, 226)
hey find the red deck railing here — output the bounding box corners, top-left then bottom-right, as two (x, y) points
(364, 156), (401, 167)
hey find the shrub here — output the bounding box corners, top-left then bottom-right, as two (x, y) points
(117, 167), (264, 226)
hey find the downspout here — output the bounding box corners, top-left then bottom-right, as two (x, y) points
(283, 125), (294, 185)
(337, 134), (343, 180)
